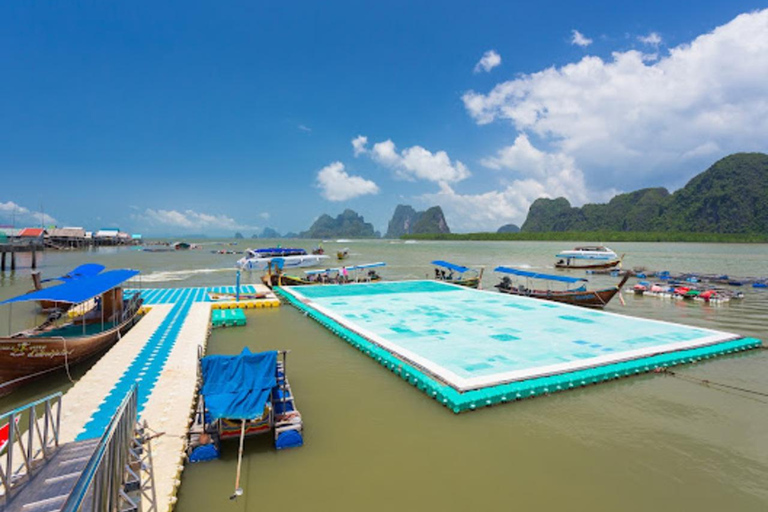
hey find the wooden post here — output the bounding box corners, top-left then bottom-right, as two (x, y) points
(1, 251), (5, 272)
(31, 248), (37, 269)
(10, 251), (15, 271)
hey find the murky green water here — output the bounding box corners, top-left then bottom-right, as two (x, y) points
(1, 240), (767, 510)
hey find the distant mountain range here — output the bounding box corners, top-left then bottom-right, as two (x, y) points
(300, 209), (378, 239)
(385, 205), (450, 238)
(522, 153), (768, 233)
(232, 153), (765, 240)
(294, 205), (450, 239)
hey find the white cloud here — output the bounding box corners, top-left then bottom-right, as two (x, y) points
(638, 32), (662, 46)
(571, 30), (593, 47)
(134, 208), (253, 232)
(421, 135), (615, 230)
(474, 50), (502, 73)
(0, 200), (58, 226)
(462, 9), (768, 192)
(351, 135), (369, 156)
(364, 138), (470, 183)
(316, 161), (379, 201)
(259, 212), (270, 219)
(481, 134), (590, 203)
(298, 124), (312, 132)
(421, 182), (544, 231)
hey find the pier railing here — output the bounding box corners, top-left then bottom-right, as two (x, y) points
(61, 384), (139, 512)
(0, 391), (62, 499)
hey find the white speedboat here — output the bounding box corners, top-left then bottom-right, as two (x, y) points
(555, 246), (622, 269)
(237, 251), (329, 271)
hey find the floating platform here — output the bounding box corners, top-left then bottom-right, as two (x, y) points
(55, 283), (278, 510)
(211, 308), (247, 327)
(277, 281), (761, 413)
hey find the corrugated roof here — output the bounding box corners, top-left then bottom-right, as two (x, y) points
(19, 228), (45, 237)
(49, 228), (86, 238)
(0, 228), (20, 237)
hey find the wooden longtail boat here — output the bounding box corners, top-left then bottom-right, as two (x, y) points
(261, 260), (385, 288)
(432, 260), (483, 289)
(494, 266), (631, 309)
(0, 267), (143, 396)
(31, 263), (106, 313)
(554, 258), (623, 270)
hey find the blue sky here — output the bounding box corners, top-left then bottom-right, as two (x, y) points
(1, 1), (766, 235)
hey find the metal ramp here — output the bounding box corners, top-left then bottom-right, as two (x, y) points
(0, 386), (156, 512)
(2, 439), (98, 512)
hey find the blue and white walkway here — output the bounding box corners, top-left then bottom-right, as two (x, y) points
(57, 284), (276, 511)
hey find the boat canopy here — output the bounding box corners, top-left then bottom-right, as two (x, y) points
(304, 262), (386, 276)
(494, 266), (588, 284)
(200, 348), (277, 420)
(41, 263), (106, 284)
(431, 260), (470, 273)
(0, 269), (139, 306)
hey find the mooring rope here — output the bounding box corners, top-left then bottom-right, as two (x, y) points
(656, 367), (768, 398)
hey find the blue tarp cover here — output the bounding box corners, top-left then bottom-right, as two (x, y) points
(431, 260), (470, 273)
(494, 266), (587, 284)
(201, 348), (277, 420)
(42, 263), (106, 284)
(0, 269), (139, 305)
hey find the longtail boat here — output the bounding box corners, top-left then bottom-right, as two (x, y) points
(0, 267), (143, 396)
(555, 246), (624, 270)
(31, 263), (106, 312)
(431, 260), (483, 289)
(262, 260), (385, 288)
(494, 266), (630, 308)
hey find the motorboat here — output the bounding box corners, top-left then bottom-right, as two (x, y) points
(555, 246), (623, 269)
(237, 248), (329, 271)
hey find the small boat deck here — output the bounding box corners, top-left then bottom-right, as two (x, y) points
(53, 283), (278, 511)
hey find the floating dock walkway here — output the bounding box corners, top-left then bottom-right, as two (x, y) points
(51, 284), (278, 510)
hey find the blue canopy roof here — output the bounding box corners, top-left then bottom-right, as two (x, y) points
(41, 263), (106, 284)
(305, 262), (386, 276)
(431, 260), (471, 273)
(494, 266), (587, 284)
(200, 348), (277, 420)
(0, 269), (139, 305)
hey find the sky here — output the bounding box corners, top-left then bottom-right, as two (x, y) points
(1, 1), (767, 235)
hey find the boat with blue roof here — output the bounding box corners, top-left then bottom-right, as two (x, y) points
(432, 260), (484, 288)
(0, 264), (143, 396)
(495, 266), (630, 308)
(262, 261), (385, 287)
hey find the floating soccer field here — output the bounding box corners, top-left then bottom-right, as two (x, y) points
(277, 281), (760, 412)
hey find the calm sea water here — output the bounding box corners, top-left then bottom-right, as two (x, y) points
(1, 240), (767, 511)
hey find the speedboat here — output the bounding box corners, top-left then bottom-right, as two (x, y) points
(237, 248), (328, 271)
(555, 246), (623, 270)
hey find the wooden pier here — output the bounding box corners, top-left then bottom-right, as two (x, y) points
(2, 283), (279, 511)
(0, 244), (39, 271)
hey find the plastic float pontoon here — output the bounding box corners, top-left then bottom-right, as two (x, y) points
(276, 280), (761, 413)
(188, 348), (303, 467)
